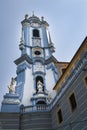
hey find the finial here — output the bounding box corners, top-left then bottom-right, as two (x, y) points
(25, 14), (29, 20)
(41, 16), (44, 21)
(32, 11), (34, 16)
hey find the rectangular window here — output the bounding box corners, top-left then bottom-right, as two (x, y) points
(57, 109), (63, 124)
(69, 93), (77, 112)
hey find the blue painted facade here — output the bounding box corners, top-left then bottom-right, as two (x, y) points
(14, 14), (59, 107)
(1, 93), (20, 112)
(1, 14), (59, 112)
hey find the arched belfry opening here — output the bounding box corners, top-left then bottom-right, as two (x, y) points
(36, 101), (46, 105)
(33, 29), (39, 37)
(36, 76), (44, 93)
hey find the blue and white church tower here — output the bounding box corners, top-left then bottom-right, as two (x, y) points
(15, 14), (58, 106)
(1, 14), (58, 111)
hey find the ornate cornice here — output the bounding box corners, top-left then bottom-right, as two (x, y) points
(2, 93), (20, 105)
(45, 56), (58, 65)
(14, 54), (33, 65)
(21, 14), (49, 27)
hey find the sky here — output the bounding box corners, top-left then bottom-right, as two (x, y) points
(0, 0), (87, 109)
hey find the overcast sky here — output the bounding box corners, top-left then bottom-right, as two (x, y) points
(0, 0), (87, 109)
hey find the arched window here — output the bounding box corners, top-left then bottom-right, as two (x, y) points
(33, 29), (39, 37)
(36, 100), (46, 108)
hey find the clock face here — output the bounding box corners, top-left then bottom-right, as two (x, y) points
(31, 22), (40, 27)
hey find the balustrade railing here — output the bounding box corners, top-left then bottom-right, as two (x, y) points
(20, 104), (50, 113)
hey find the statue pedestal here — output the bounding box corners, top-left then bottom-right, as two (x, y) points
(31, 92), (48, 106)
(1, 93), (20, 112)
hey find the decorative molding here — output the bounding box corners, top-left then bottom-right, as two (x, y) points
(32, 48), (43, 58)
(2, 98), (20, 104)
(34, 63), (44, 73)
(2, 93), (20, 105)
(32, 37), (41, 46)
(14, 54), (33, 65)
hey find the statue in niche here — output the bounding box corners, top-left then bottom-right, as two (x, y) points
(8, 77), (15, 94)
(37, 80), (44, 93)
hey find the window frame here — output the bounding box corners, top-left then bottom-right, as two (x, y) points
(33, 29), (40, 37)
(57, 108), (63, 125)
(68, 92), (77, 112)
(84, 75), (87, 89)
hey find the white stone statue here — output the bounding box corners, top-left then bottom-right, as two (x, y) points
(37, 80), (44, 93)
(8, 77), (15, 94)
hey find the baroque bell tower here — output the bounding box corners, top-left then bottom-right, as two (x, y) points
(14, 14), (58, 106)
